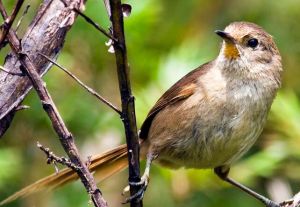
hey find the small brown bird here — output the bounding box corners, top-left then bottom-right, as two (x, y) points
(0, 21), (282, 206)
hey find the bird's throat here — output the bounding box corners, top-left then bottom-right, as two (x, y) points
(224, 42), (240, 59)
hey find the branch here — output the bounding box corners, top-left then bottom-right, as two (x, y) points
(0, 3), (108, 207)
(108, 1), (142, 206)
(0, 0), (24, 48)
(37, 141), (80, 172)
(73, 8), (117, 41)
(0, 0), (87, 137)
(38, 52), (121, 114)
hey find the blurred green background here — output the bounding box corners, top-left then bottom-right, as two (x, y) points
(1, 0), (300, 206)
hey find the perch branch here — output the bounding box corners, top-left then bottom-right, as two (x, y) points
(108, 0), (142, 206)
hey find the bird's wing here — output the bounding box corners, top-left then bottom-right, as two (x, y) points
(139, 61), (213, 139)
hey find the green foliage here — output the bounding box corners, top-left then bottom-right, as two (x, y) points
(1, 0), (300, 206)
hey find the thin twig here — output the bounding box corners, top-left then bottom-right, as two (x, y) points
(59, 0), (115, 41)
(73, 8), (117, 42)
(0, 65), (24, 76)
(37, 141), (80, 171)
(109, 0), (142, 207)
(15, 4), (30, 32)
(38, 52), (121, 115)
(0, 0), (24, 48)
(0, 3), (108, 207)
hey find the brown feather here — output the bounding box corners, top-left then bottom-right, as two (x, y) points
(139, 61), (213, 139)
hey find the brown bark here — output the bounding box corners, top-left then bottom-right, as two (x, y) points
(0, 0), (82, 137)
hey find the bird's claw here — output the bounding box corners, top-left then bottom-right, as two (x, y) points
(122, 184), (147, 204)
(122, 175), (149, 203)
(122, 185), (130, 196)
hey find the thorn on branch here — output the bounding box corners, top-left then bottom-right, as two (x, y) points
(37, 141), (80, 172)
(15, 105), (30, 111)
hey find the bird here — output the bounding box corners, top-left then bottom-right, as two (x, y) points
(0, 21), (282, 206)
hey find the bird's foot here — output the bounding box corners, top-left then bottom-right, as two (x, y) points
(122, 174), (149, 203)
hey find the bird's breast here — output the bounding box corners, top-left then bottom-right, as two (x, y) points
(151, 78), (270, 169)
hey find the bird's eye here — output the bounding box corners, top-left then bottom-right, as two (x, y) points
(247, 38), (259, 48)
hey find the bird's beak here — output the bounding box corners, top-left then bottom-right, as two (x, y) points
(215, 30), (236, 43)
(215, 30), (239, 59)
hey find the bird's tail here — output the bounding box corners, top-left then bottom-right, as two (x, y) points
(0, 144), (128, 206)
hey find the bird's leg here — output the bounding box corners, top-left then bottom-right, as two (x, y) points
(214, 166), (280, 207)
(123, 152), (156, 203)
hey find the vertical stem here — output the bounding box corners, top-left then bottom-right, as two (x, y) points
(109, 0), (142, 207)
